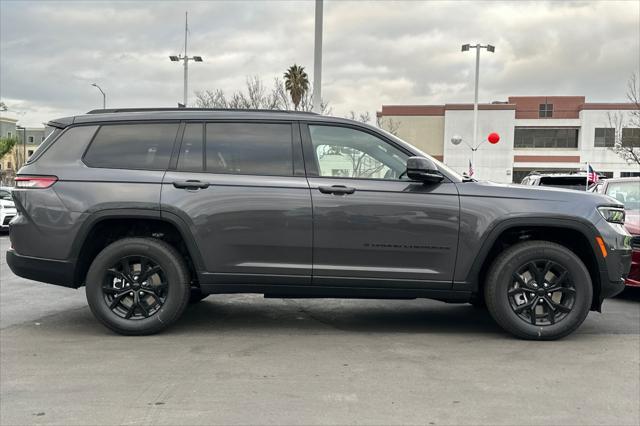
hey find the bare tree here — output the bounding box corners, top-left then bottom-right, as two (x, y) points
(195, 76), (331, 114)
(346, 111), (371, 124)
(376, 115), (400, 136)
(608, 73), (640, 166)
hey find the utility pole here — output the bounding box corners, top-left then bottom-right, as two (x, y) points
(170, 12), (203, 107)
(461, 43), (495, 168)
(312, 0), (323, 113)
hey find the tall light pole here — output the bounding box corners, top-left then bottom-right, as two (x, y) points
(312, 0), (323, 113)
(170, 12), (203, 107)
(16, 125), (26, 168)
(91, 83), (106, 109)
(461, 43), (495, 167)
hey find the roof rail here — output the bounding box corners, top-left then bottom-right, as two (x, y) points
(86, 107), (319, 115)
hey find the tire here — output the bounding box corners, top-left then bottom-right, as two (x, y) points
(85, 238), (191, 335)
(189, 287), (209, 304)
(484, 240), (592, 340)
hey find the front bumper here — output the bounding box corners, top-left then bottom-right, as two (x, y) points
(595, 220), (632, 304)
(6, 249), (77, 288)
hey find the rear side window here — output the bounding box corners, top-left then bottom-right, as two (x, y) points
(205, 122), (293, 176)
(84, 123), (179, 170)
(37, 126), (98, 165)
(177, 123), (204, 172)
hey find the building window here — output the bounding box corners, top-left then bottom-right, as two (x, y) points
(621, 128), (640, 147)
(7, 162), (12, 169)
(28, 136), (34, 143)
(7, 132), (11, 138)
(514, 128), (579, 148)
(539, 103), (553, 118)
(621, 172), (640, 177)
(594, 128), (615, 147)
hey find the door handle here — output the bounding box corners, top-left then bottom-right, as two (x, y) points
(173, 180), (210, 190)
(318, 185), (356, 195)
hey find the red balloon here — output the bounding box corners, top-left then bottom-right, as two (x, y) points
(488, 132), (500, 144)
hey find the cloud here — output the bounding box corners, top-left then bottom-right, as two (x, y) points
(0, 0), (638, 127)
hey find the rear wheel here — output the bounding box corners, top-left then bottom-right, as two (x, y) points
(85, 238), (190, 335)
(485, 241), (592, 340)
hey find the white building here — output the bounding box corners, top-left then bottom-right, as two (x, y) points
(378, 96), (640, 183)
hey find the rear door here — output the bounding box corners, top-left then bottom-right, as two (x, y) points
(161, 120), (313, 285)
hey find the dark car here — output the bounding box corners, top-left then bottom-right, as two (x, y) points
(592, 177), (640, 287)
(521, 171), (591, 191)
(6, 108), (633, 340)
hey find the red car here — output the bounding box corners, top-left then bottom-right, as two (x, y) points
(594, 177), (640, 287)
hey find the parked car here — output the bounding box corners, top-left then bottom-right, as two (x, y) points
(6, 108), (632, 339)
(0, 186), (16, 232)
(521, 172), (592, 191)
(591, 177), (639, 287)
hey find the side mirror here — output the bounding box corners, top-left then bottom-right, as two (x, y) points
(406, 156), (444, 183)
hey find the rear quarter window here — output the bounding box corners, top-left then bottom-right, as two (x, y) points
(84, 123), (180, 170)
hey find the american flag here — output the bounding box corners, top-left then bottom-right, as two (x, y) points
(468, 160), (474, 177)
(587, 164), (599, 183)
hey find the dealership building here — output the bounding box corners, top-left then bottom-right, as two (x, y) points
(377, 96), (640, 183)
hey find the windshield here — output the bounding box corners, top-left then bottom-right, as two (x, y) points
(605, 181), (640, 210)
(538, 176), (588, 191)
(378, 127), (465, 182)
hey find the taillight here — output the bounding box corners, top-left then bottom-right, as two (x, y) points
(14, 176), (58, 189)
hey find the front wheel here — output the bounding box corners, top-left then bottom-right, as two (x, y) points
(85, 238), (191, 335)
(485, 241), (592, 340)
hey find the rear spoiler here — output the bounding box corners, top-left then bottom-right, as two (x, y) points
(46, 116), (74, 129)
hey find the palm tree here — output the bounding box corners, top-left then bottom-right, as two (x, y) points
(283, 64), (309, 111)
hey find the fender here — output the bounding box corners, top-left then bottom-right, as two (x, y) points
(457, 215), (606, 292)
(70, 208), (206, 279)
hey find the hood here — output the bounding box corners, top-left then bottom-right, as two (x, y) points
(625, 210), (640, 235)
(0, 199), (15, 208)
(460, 180), (622, 206)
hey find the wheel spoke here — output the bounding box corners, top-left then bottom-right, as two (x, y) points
(109, 291), (130, 310)
(552, 270), (568, 287)
(512, 273), (528, 288)
(526, 262), (541, 283)
(139, 265), (161, 282)
(138, 300), (150, 318)
(540, 261), (552, 283)
(547, 298), (571, 313)
(542, 298), (556, 324)
(106, 268), (128, 283)
(508, 287), (529, 296)
(529, 300), (538, 325)
(514, 297), (537, 314)
(546, 286), (575, 295)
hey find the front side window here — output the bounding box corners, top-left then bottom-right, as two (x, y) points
(84, 123), (179, 170)
(309, 125), (408, 180)
(205, 122), (293, 176)
(594, 128), (615, 147)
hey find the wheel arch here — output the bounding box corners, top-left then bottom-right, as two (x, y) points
(70, 209), (205, 288)
(465, 217), (607, 311)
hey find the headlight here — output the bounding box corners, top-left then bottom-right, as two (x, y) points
(598, 207), (625, 224)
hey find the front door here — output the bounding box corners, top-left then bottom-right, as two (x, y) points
(302, 123), (460, 289)
(161, 121), (313, 285)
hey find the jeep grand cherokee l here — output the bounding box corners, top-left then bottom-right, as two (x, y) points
(6, 108), (633, 339)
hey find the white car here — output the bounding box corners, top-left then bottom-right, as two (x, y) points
(0, 186), (16, 231)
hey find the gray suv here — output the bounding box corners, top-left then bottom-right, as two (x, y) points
(6, 108), (632, 339)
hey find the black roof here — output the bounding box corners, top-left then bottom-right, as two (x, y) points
(86, 107), (319, 115)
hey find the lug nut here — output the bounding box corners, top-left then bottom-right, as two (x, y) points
(129, 292), (134, 296)
(139, 291), (144, 296)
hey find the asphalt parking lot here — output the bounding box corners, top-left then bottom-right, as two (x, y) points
(1, 234), (639, 426)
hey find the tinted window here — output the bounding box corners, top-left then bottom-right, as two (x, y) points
(309, 125), (408, 180)
(84, 123), (179, 170)
(514, 128), (579, 148)
(594, 128), (615, 147)
(177, 123), (204, 171)
(38, 126), (98, 165)
(205, 123), (293, 176)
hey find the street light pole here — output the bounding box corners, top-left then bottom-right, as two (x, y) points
(16, 125), (26, 168)
(312, 0), (323, 113)
(461, 43), (495, 168)
(170, 12), (203, 107)
(91, 83), (106, 109)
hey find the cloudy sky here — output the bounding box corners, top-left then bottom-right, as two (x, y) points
(1, 0), (638, 127)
